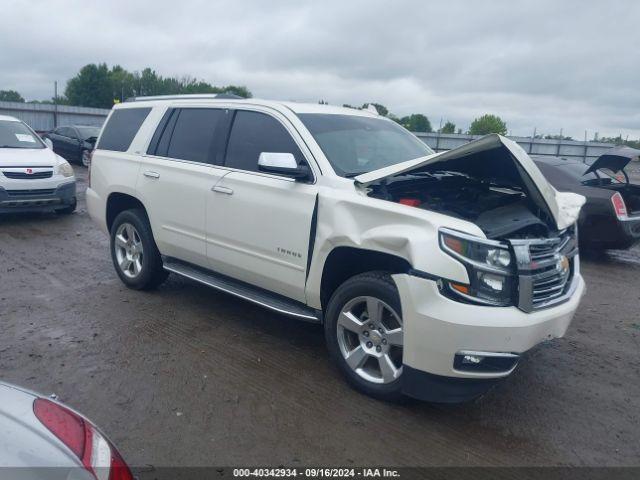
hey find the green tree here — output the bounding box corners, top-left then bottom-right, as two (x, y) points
(219, 85), (252, 98)
(64, 63), (253, 108)
(441, 121), (456, 134)
(109, 65), (137, 102)
(65, 63), (114, 108)
(400, 114), (432, 133)
(0, 90), (25, 102)
(468, 114), (507, 135)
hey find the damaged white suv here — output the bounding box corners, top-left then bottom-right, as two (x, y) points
(87, 95), (586, 402)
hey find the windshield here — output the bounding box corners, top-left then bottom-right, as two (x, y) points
(76, 126), (100, 140)
(298, 114), (434, 177)
(0, 120), (45, 149)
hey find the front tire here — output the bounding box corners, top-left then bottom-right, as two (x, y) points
(324, 272), (405, 401)
(110, 209), (168, 290)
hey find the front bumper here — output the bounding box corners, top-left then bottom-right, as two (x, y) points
(0, 181), (76, 213)
(393, 271), (586, 402)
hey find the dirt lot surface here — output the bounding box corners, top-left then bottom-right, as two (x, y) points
(1, 165), (639, 468)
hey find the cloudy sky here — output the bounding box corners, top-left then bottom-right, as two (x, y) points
(2, 0), (638, 139)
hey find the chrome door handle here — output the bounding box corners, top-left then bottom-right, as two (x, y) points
(144, 171), (160, 179)
(212, 185), (234, 195)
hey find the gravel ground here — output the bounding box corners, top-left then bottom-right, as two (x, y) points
(0, 165), (639, 468)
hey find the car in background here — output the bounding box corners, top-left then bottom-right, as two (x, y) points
(0, 381), (133, 479)
(0, 115), (77, 215)
(43, 125), (101, 167)
(534, 148), (640, 250)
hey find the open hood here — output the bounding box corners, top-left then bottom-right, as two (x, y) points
(355, 134), (585, 231)
(584, 146), (640, 175)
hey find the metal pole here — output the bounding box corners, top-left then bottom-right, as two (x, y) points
(583, 130), (588, 163)
(529, 127), (536, 153)
(53, 81), (58, 128)
(435, 117), (442, 151)
(556, 128), (562, 156)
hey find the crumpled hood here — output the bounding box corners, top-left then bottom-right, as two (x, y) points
(354, 134), (585, 231)
(0, 146), (63, 167)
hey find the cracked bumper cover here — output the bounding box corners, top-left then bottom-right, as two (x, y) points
(392, 272), (586, 403)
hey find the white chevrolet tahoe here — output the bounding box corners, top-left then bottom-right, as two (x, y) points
(0, 115), (76, 214)
(87, 95), (586, 403)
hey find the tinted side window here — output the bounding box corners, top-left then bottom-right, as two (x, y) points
(164, 108), (223, 163)
(97, 108), (151, 152)
(58, 127), (73, 137)
(225, 111), (303, 172)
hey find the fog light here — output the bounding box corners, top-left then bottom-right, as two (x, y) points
(462, 355), (482, 364)
(478, 272), (504, 292)
(454, 351), (520, 373)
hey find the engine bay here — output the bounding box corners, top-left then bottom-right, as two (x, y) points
(367, 171), (554, 239)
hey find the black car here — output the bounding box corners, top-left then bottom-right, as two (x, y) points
(43, 125), (100, 167)
(534, 148), (640, 250)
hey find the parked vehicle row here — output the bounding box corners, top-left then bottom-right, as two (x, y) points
(0, 115), (77, 215)
(87, 94), (586, 403)
(43, 125), (100, 166)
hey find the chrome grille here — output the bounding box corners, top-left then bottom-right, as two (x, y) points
(531, 262), (573, 306)
(511, 229), (578, 312)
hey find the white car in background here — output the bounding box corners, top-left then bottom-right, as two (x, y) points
(0, 115), (76, 215)
(0, 381), (133, 479)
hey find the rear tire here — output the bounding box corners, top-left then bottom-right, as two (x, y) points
(324, 271), (405, 402)
(110, 209), (168, 290)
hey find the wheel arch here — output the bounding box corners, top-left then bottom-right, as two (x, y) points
(106, 192), (148, 233)
(319, 246), (412, 310)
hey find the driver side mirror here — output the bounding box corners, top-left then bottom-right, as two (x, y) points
(258, 152), (311, 181)
(44, 138), (54, 149)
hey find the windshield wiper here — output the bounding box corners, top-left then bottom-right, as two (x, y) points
(344, 171), (368, 178)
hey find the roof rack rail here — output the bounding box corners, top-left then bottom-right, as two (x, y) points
(125, 93), (244, 102)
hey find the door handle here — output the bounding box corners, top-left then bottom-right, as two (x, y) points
(144, 171), (160, 179)
(212, 185), (233, 195)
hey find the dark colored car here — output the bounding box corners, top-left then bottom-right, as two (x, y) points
(534, 148), (640, 250)
(43, 125), (101, 167)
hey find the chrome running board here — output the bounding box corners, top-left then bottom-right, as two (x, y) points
(162, 257), (320, 323)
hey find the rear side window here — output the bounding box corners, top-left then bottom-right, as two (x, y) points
(57, 127), (74, 137)
(166, 109), (223, 163)
(225, 111), (303, 172)
(97, 108), (151, 152)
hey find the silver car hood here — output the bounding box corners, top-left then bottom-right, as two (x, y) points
(354, 134), (585, 230)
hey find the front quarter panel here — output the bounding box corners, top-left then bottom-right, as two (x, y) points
(305, 185), (483, 308)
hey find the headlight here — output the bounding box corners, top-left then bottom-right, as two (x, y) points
(439, 229), (516, 306)
(55, 161), (74, 178)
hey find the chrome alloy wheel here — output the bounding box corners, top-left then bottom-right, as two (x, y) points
(337, 296), (403, 384)
(114, 223), (144, 279)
